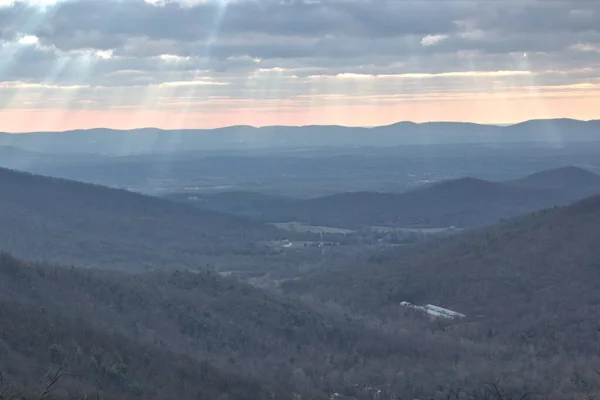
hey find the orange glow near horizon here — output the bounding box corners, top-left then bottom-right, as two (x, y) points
(1, 95), (599, 132)
(2, 0), (600, 134)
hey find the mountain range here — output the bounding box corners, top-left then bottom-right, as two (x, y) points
(1, 118), (599, 155)
(3, 163), (600, 398)
(3, 178), (600, 398)
(165, 166), (600, 228)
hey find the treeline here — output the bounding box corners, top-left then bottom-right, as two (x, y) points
(2, 250), (600, 399)
(0, 300), (277, 400)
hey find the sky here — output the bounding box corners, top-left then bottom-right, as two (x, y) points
(0, 0), (599, 132)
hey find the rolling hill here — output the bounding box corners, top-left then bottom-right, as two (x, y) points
(280, 194), (600, 398)
(510, 165), (600, 189)
(2, 119), (600, 155)
(166, 166), (600, 229)
(3, 241), (600, 399)
(0, 167), (279, 270)
(163, 191), (300, 218)
(0, 253), (336, 398)
(3, 170), (600, 398)
(0, 252), (352, 399)
(2, 193), (598, 399)
(0, 295), (275, 400)
(0, 145), (42, 162)
(283, 193), (600, 324)
(0, 251), (502, 400)
(293, 177), (550, 228)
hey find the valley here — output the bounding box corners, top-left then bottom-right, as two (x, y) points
(3, 0), (600, 397)
(1, 121), (600, 400)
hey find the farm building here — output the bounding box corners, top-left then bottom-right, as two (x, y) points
(424, 304), (466, 319)
(400, 301), (465, 320)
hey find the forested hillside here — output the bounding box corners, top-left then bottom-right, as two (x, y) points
(510, 166), (600, 189)
(0, 168), (282, 270)
(291, 177), (550, 227)
(3, 0), (600, 398)
(284, 194), (600, 342)
(166, 166), (600, 229)
(3, 168), (600, 399)
(3, 236), (600, 400)
(0, 299), (276, 400)
(164, 191), (299, 218)
(4, 249), (599, 399)
(0, 253), (409, 399)
(277, 195), (600, 397)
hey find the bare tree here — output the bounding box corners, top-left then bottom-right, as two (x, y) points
(0, 372), (16, 400)
(443, 380), (540, 400)
(1, 364), (99, 400)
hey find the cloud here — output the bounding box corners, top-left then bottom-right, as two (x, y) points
(421, 34), (449, 47)
(154, 80), (230, 87)
(308, 70), (533, 80)
(0, 0), (599, 129)
(570, 43), (600, 53)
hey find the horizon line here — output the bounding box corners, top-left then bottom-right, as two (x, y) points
(1, 117), (598, 135)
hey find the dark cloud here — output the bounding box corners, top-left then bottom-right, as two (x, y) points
(36, 0), (467, 44)
(473, 1), (600, 35)
(2, 0), (471, 52)
(0, 0), (599, 108)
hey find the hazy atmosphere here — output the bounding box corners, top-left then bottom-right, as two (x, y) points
(1, 0), (600, 131)
(2, 2), (600, 400)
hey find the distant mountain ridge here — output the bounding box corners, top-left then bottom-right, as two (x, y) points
(510, 165), (600, 189)
(1, 118), (599, 155)
(166, 166), (600, 229)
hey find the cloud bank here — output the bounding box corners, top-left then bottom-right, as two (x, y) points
(1, 0), (599, 130)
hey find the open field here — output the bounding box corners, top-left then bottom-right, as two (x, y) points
(271, 221), (355, 234)
(370, 226), (462, 234)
